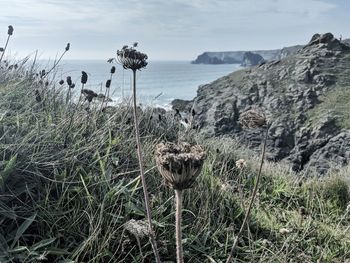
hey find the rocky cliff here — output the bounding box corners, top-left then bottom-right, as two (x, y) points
(178, 33), (350, 174)
(241, 52), (264, 67)
(192, 45), (303, 64)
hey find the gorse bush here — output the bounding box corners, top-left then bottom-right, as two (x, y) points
(0, 27), (350, 263)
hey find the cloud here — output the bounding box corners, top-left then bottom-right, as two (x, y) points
(0, 0), (342, 59)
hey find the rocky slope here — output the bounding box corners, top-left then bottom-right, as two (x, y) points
(177, 33), (350, 174)
(192, 45), (303, 64)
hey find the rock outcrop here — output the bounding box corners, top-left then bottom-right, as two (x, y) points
(241, 52), (264, 67)
(192, 45), (303, 65)
(183, 33), (350, 174)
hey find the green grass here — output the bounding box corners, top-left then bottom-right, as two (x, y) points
(306, 85), (350, 130)
(0, 62), (349, 263)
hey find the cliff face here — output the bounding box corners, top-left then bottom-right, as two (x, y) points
(182, 33), (350, 174)
(192, 45), (303, 64)
(241, 52), (264, 67)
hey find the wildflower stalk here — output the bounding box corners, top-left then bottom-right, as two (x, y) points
(175, 189), (184, 263)
(131, 69), (161, 263)
(0, 26), (14, 63)
(155, 142), (206, 263)
(226, 126), (269, 263)
(45, 43), (70, 77)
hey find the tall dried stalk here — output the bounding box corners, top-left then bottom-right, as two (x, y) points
(0, 25), (14, 63)
(226, 125), (269, 263)
(131, 69), (161, 263)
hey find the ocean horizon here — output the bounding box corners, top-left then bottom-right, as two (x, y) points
(47, 60), (241, 108)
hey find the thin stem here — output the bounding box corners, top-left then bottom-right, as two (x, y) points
(175, 189), (184, 263)
(0, 35), (11, 63)
(132, 70), (161, 263)
(45, 50), (67, 77)
(226, 127), (269, 263)
(63, 83), (85, 148)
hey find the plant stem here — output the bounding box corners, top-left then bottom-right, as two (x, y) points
(175, 189), (184, 263)
(0, 35), (11, 63)
(45, 50), (67, 77)
(226, 127), (269, 263)
(132, 69), (161, 263)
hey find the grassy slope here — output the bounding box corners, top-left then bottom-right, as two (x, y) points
(0, 65), (349, 263)
(307, 52), (350, 130)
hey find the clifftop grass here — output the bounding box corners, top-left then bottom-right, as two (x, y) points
(0, 63), (350, 263)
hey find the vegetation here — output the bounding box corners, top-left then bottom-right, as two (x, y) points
(0, 29), (349, 262)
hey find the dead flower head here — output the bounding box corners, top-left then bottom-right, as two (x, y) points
(66, 76), (72, 87)
(116, 45), (148, 71)
(81, 71), (88, 84)
(82, 89), (98, 102)
(155, 142), (206, 190)
(124, 219), (150, 239)
(239, 109), (267, 129)
(8, 25), (14, 36)
(235, 159), (247, 170)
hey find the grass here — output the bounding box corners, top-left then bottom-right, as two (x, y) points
(0, 59), (350, 263)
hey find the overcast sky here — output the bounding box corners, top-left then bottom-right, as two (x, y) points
(0, 0), (349, 60)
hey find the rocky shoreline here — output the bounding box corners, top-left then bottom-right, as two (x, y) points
(175, 33), (350, 174)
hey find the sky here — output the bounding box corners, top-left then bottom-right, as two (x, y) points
(0, 0), (349, 61)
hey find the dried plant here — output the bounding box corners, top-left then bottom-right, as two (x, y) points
(64, 71), (88, 148)
(155, 142), (206, 263)
(0, 25), (14, 63)
(116, 44), (161, 263)
(226, 109), (269, 263)
(239, 108), (267, 129)
(45, 43), (70, 76)
(101, 66), (116, 110)
(82, 89), (98, 102)
(235, 159), (247, 170)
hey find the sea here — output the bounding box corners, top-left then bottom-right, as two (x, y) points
(54, 60), (241, 109)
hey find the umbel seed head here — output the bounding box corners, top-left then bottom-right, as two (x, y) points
(8, 25), (14, 36)
(81, 71), (88, 84)
(116, 44), (148, 71)
(155, 142), (206, 190)
(82, 89), (98, 102)
(239, 109), (267, 129)
(65, 43), (70, 51)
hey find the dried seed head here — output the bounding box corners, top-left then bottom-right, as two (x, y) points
(8, 25), (14, 36)
(116, 45), (148, 71)
(66, 76), (72, 86)
(106, 79), (111, 88)
(279, 228), (292, 235)
(59, 79), (64, 85)
(70, 83), (75, 89)
(40, 69), (46, 78)
(124, 219), (150, 239)
(81, 71), (88, 84)
(82, 89), (98, 102)
(65, 43), (70, 51)
(155, 142), (206, 190)
(0, 47), (4, 52)
(110, 66), (116, 74)
(191, 109), (196, 117)
(239, 109), (267, 129)
(235, 159), (247, 170)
